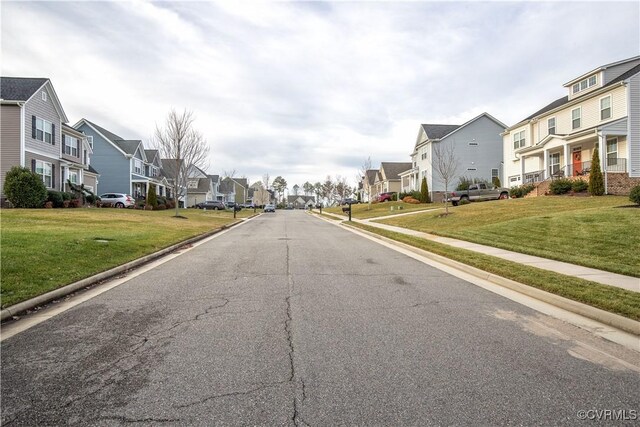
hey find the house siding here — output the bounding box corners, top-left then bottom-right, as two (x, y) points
(0, 105), (22, 199)
(75, 123), (131, 195)
(629, 73), (640, 177)
(24, 84), (60, 159)
(61, 129), (83, 164)
(25, 152), (61, 191)
(603, 59), (640, 85)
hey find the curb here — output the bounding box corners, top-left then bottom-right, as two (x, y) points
(1, 216), (255, 322)
(337, 221), (640, 336)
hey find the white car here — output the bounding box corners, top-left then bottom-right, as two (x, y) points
(99, 193), (135, 208)
(263, 204), (276, 213)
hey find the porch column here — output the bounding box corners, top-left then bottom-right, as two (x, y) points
(520, 155), (525, 183)
(599, 132), (608, 194)
(564, 144), (570, 176)
(543, 150), (549, 179)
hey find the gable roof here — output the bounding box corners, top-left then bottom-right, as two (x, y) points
(189, 177), (212, 193)
(116, 140), (142, 156)
(365, 169), (378, 186)
(160, 158), (182, 180)
(1, 77), (48, 101)
(421, 124), (461, 140)
(208, 174), (220, 183)
(380, 162), (412, 180)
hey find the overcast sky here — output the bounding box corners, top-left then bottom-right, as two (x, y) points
(2, 1), (639, 188)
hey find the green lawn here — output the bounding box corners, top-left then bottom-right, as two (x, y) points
(348, 222), (640, 321)
(376, 196), (640, 277)
(1, 208), (252, 308)
(325, 201), (437, 219)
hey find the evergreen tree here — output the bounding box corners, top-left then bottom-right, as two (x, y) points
(420, 177), (431, 203)
(147, 184), (158, 208)
(3, 166), (47, 208)
(492, 176), (501, 188)
(588, 145), (605, 196)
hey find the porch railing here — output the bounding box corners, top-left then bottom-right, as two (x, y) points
(605, 157), (627, 173)
(524, 170), (545, 183)
(550, 158), (627, 179)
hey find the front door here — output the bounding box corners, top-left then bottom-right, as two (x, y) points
(572, 150), (582, 176)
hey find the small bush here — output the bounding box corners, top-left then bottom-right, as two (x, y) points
(86, 194), (96, 204)
(46, 190), (64, 208)
(509, 184), (536, 198)
(549, 178), (573, 195)
(492, 176), (501, 188)
(44, 201), (53, 209)
(571, 179), (588, 193)
(589, 145), (605, 196)
(144, 204), (153, 211)
(630, 185), (640, 205)
(156, 204), (166, 210)
(61, 192), (73, 201)
(458, 198), (471, 205)
(147, 185), (158, 209)
(70, 198), (83, 208)
(3, 166), (48, 208)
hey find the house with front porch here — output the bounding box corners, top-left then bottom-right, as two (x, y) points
(74, 119), (168, 199)
(503, 56), (640, 194)
(400, 113), (507, 202)
(1, 77), (99, 201)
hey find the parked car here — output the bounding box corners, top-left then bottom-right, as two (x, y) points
(447, 183), (510, 206)
(99, 193), (135, 208)
(377, 192), (397, 202)
(196, 200), (226, 210)
(263, 204), (276, 213)
(226, 201), (236, 208)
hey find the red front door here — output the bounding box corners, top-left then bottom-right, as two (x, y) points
(572, 151), (582, 176)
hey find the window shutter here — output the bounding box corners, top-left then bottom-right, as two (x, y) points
(52, 165), (56, 189)
(32, 116), (36, 138)
(31, 159), (36, 172)
(52, 124), (56, 145)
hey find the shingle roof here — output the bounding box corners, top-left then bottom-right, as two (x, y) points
(234, 178), (248, 188)
(365, 169), (378, 186)
(219, 179), (234, 194)
(82, 119), (126, 143)
(1, 77), (48, 101)
(421, 124), (461, 140)
(115, 140), (141, 156)
(161, 158), (182, 180)
(189, 178), (211, 193)
(208, 174), (220, 183)
(87, 165), (99, 175)
(381, 162), (412, 180)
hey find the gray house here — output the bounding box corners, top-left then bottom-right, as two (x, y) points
(400, 112), (507, 201)
(1, 77), (98, 201)
(74, 119), (168, 198)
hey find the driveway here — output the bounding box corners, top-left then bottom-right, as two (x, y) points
(1, 210), (638, 425)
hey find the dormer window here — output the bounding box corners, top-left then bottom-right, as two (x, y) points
(572, 75), (598, 94)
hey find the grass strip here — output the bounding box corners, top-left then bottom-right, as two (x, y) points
(348, 222), (640, 321)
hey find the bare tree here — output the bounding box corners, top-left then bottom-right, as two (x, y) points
(322, 175), (335, 205)
(335, 175), (351, 201)
(263, 173), (270, 189)
(432, 142), (460, 215)
(313, 182), (322, 205)
(154, 108), (209, 217)
(359, 156), (373, 209)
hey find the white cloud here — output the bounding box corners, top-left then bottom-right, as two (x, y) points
(2, 0), (638, 188)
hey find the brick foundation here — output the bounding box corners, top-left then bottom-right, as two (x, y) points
(523, 172), (639, 197)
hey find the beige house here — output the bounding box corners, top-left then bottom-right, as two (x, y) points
(372, 162), (412, 199)
(503, 56), (640, 195)
(360, 169), (378, 202)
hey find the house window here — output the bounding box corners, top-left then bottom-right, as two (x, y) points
(69, 170), (79, 184)
(547, 117), (556, 135)
(36, 118), (53, 143)
(35, 160), (52, 188)
(513, 130), (525, 149)
(572, 108), (581, 130)
(42, 91), (47, 101)
(188, 180), (198, 189)
(572, 75), (597, 94)
(134, 159), (142, 175)
(588, 75), (597, 86)
(549, 152), (561, 175)
(87, 135), (93, 149)
(606, 137), (618, 167)
(491, 168), (499, 179)
(600, 96), (611, 120)
(64, 135), (79, 157)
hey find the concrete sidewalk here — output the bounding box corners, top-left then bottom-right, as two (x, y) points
(323, 212), (639, 293)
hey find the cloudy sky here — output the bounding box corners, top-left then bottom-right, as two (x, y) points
(2, 1), (639, 188)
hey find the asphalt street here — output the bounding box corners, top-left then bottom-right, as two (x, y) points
(1, 210), (639, 426)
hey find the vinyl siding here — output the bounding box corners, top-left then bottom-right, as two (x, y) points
(24, 84), (61, 159)
(629, 73), (640, 177)
(82, 174), (98, 193)
(75, 123), (131, 195)
(25, 152), (61, 190)
(0, 105), (22, 198)
(603, 59), (640, 85)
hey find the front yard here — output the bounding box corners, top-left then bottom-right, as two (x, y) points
(1, 208), (253, 308)
(376, 196), (640, 277)
(325, 201), (437, 219)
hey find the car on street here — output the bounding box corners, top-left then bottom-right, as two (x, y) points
(263, 204), (276, 213)
(377, 192), (397, 202)
(340, 198), (359, 205)
(196, 200), (226, 210)
(99, 193), (135, 208)
(226, 201), (236, 208)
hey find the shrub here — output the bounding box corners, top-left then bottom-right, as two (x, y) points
(589, 145), (605, 196)
(86, 194), (96, 204)
(61, 192), (73, 201)
(492, 176), (501, 188)
(571, 179), (588, 193)
(147, 185), (158, 209)
(456, 176), (473, 191)
(630, 185), (640, 205)
(458, 198), (471, 205)
(420, 177), (431, 203)
(405, 198), (421, 204)
(70, 198), (83, 208)
(3, 166), (47, 208)
(156, 204), (166, 210)
(509, 184), (536, 198)
(549, 178), (573, 195)
(144, 204), (154, 210)
(46, 190), (64, 208)
(166, 199), (175, 209)
(63, 200), (70, 208)
(44, 201), (53, 209)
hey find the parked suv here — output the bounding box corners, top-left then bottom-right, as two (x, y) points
(377, 192), (397, 202)
(196, 200), (226, 210)
(99, 193), (135, 208)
